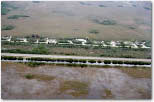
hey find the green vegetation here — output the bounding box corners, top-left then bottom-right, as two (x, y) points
(25, 74), (34, 79)
(93, 19), (116, 25)
(129, 26), (136, 30)
(1, 2), (11, 15)
(25, 73), (55, 81)
(117, 5), (123, 7)
(60, 80), (88, 97)
(104, 60), (111, 64)
(112, 60), (123, 64)
(145, 41), (151, 47)
(32, 45), (49, 54)
(144, 7), (151, 10)
(3, 55), (150, 66)
(2, 25), (15, 30)
(89, 29), (99, 34)
(1, 2), (18, 15)
(99, 5), (106, 7)
(8, 15), (29, 19)
(26, 62), (45, 67)
(97, 60), (102, 63)
(88, 60), (96, 63)
(123, 61), (151, 65)
(1, 56), (23, 60)
(2, 45), (151, 59)
(101, 20), (116, 25)
(102, 89), (112, 99)
(32, 1), (40, 3)
(1, 36), (151, 59)
(132, 5), (136, 7)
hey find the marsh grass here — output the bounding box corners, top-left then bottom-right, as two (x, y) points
(24, 73), (55, 81)
(60, 80), (88, 97)
(118, 67), (151, 78)
(102, 89), (112, 99)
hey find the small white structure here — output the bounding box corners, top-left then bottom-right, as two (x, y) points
(101, 41), (108, 47)
(67, 40), (73, 44)
(75, 39), (87, 45)
(34, 39), (39, 44)
(17, 38), (28, 43)
(2, 36), (12, 42)
(75, 39), (87, 43)
(46, 38), (57, 44)
(131, 43), (138, 48)
(110, 41), (117, 47)
(140, 42), (150, 49)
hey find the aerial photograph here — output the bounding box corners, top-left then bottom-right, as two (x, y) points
(1, 1), (152, 100)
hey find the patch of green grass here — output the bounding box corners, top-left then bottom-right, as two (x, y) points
(101, 20), (116, 25)
(1, 2), (18, 15)
(89, 29), (99, 34)
(25, 73), (55, 81)
(8, 15), (29, 19)
(93, 19), (116, 25)
(60, 80), (88, 97)
(25, 74), (34, 79)
(102, 89), (112, 99)
(32, 1), (40, 3)
(99, 5), (107, 7)
(144, 7), (151, 10)
(26, 62), (45, 67)
(129, 26), (136, 30)
(2, 25), (15, 30)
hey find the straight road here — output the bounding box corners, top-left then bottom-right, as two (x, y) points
(1, 53), (151, 62)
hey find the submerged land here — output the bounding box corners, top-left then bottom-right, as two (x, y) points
(1, 62), (151, 99)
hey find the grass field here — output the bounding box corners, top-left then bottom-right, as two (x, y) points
(2, 42), (151, 59)
(1, 1), (152, 41)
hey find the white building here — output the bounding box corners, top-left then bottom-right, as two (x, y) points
(67, 40), (73, 44)
(2, 36), (12, 42)
(17, 38), (28, 43)
(46, 38), (57, 44)
(75, 39), (87, 45)
(110, 41), (117, 47)
(34, 39), (39, 44)
(140, 42), (150, 49)
(75, 39), (87, 43)
(130, 43), (138, 48)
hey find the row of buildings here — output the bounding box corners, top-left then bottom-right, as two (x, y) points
(1, 36), (151, 49)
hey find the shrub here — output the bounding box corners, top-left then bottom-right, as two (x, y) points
(25, 74), (34, 79)
(89, 29), (99, 34)
(66, 59), (74, 63)
(97, 60), (102, 63)
(123, 61), (151, 65)
(26, 62), (45, 67)
(112, 60), (118, 64)
(112, 60), (123, 64)
(17, 57), (23, 60)
(104, 60), (111, 64)
(2, 25), (15, 30)
(1, 56), (17, 60)
(88, 60), (96, 63)
(99, 5), (106, 7)
(78, 59), (87, 63)
(73, 59), (79, 62)
(8, 15), (29, 19)
(80, 64), (88, 68)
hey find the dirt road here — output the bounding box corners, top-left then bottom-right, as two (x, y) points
(1, 53), (151, 62)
